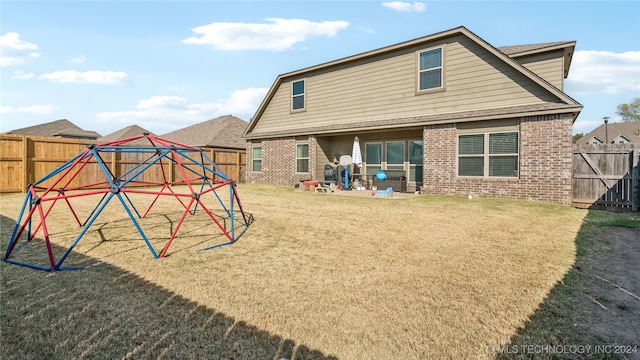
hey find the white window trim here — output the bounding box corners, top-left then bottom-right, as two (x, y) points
(251, 145), (262, 173)
(416, 45), (445, 93)
(295, 142), (310, 173)
(457, 130), (520, 179)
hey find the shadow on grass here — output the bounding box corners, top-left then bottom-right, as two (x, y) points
(495, 210), (640, 360)
(0, 214), (336, 360)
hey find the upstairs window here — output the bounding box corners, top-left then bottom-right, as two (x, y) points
(418, 47), (443, 91)
(292, 80), (305, 111)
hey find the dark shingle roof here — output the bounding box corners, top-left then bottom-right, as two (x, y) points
(161, 115), (249, 149)
(5, 119), (101, 139)
(97, 125), (155, 143)
(576, 122), (640, 144)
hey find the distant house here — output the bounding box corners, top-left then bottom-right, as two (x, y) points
(161, 115), (248, 150)
(5, 119), (101, 140)
(97, 125), (155, 143)
(576, 122), (640, 145)
(243, 26), (582, 205)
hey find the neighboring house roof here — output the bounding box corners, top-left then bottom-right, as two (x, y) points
(576, 122), (640, 144)
(244, 26), (582, 139)
(5, 119), (101, 139)
(161, 115), (249, 149)
(97, 125), (155, 143)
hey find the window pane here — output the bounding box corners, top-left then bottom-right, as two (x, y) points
(252, 146), (262, 159)
(459, 134), (484, 155)
(419, 69), (442, 90)
(365, 143), (382, 164)
(458, 157), (484, 176)
(489, 132), (518, 154)
(297, 159), (309, 173)
(419, 49), (442, 70)
(386, 142), (404, 165)
(489, 156), (518, 177)
(366, 165), (381, 176)
(292, 95), (304, 110)
(410, 165), (423, 183)
(296, 144), (309, 158)
(409, 140), (423, 164)
(253, 159), (262, 172)
(292, 80), (304, 95)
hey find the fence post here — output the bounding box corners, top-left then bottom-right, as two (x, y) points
(633, 149), (639, 212)
(21, 135), (29, 193)
(236, 150), (241, 182)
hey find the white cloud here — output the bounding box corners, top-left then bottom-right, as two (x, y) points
(0, 32), (40, 66)
(39, 70), (130, 85)
(382, 2), (426, 13)
(0, 104), (57, 114)
(96, 88), (268, 132)
(566, 50), (640, 95)
(11, 70), (35, 80)
(182, 18), (349, 51)
(71, 55), (86, 64)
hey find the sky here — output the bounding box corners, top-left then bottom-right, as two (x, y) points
(1, 1), (639, 137)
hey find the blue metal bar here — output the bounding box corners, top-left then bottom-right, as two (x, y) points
(4, 191), (32, 258)
(122, 191), (141, 218)
(32, 150), (90, 186)
(55, 192), (116, 268)
(81, 192), (109, 227)
(200, 151), (230, 181)
(116, 150), (163, 183)
(114, 192), (158, 258)
(179, 151), (228, 180)
(92, 148), (117, 189)
(116, 149), (171, 189)
(3, 259), (54, 272)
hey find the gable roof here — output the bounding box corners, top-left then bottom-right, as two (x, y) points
(244, 26), (582, 138)
(576, 122), (640, 144)
(5, 119), (101, 139)
(161, 115), (249, 149)
(498, 41), (576, 78)
(97, 125), (155, 143)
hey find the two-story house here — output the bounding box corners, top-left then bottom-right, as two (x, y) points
(243, 26), (582, 205)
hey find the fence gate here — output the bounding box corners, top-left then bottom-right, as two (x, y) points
(573, 144), (639, 212)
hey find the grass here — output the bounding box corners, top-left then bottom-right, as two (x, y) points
(0, 184), (591, 359)
(497, 209), (640, 360)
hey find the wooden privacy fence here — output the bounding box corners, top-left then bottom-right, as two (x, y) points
(573, 143), (639, 212)
(0, 134), (246, 194)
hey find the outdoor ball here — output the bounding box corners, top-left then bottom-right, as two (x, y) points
(375, 170), (387, 180)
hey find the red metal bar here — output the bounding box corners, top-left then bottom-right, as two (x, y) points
(39, 189), (111, 202)
(36, 203), (56, 270)
(61, 191), (82, 226)
(146, 134), (199, 150)
(4, 201), (39, 258)
(171, 149), (195, 195)
(196, 200), (234, 242)
(39, 149), (92, 199)
(159, 198), (195, 257)
(141, 183), (170, 218)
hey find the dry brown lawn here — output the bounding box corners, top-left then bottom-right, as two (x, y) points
(0, 184), (587, 359)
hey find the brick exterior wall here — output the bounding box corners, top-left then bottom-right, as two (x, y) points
(246, 136), (317, 186)
(421, 114), (574, 205)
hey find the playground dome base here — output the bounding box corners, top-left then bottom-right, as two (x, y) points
(3, 134), (252, 271)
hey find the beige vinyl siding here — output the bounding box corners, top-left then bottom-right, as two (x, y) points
(511, 50), (565, 90)
(252, 35), (561, 135)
